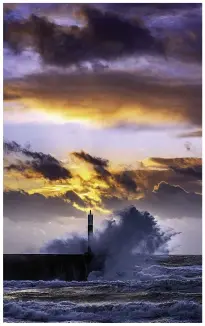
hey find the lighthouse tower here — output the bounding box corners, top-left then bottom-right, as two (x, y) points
(88, 210), (93, 254)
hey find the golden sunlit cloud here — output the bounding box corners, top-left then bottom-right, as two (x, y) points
(4, 71), (201, 127)
(4, 139), (202, 215)
(148, 157), (202, 169)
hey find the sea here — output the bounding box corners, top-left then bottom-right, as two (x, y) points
(3, 255), (202, 323)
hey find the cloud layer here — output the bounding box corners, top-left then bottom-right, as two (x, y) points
(4, 141), (72, 181)
(4, 190), (84, 222)
(4, 6), (164, 66)
(4, 70), (202, 127)
(4, 144), (202, 222)
(3, 4), (202, 128)
(4, 4), (201, 64)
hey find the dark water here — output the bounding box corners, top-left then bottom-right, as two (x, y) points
(3, 255), (202, 323)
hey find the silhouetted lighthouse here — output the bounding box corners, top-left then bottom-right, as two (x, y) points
(88, 210), (93, 254)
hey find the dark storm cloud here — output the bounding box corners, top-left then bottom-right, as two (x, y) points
(3, 6), (164, 66)
(4, 190), (84, 221)
(114, 171), (137, 193)
(171, 166), (202, 180)
(3, 71), (202, 126)
(4, 3), (199, 18)
(138, 181), (202, 219)
(165, 14), (202, 64)
(4, 3), (202, 65)
(134, 167), (201, 195)
(4, 140), (72, 181)
(101, 181), (202, 219)
(73, 150), (109, 167)
(109, 3), (202, 64)
(5, 161), (27, 173)
(100, 195), (125, 211)
(94, 165), (111, 179)
(64, 190), (86, 208)
(150, 157), (202, 181)
(105, 3), (200, 14)
(4, 141), (21, 153)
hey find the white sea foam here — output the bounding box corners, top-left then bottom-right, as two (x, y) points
(3, 298), (202, 323)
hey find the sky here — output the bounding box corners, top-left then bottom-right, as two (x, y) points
(3, 3), (202, 254)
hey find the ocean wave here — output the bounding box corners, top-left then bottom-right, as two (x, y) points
(141, 264), (202, 274)
(4, 259), (202, 323)
(4, 271), (202, 294)
(4, 299), (202, 323)
(88, 262), (202, 281)
(3, 279), (129, 290)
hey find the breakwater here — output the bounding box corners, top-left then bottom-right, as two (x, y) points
(3, 254), (93, 281)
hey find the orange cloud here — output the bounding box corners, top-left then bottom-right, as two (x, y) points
(4, 71), (202, 127)
(4, 145), (202, 216)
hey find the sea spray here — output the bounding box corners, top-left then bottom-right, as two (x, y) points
(40, 206), (178, 279)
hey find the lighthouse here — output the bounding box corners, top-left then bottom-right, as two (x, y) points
(88, 210), (93, 254)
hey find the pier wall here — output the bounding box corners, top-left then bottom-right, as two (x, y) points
(3, 254), (91, 281)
